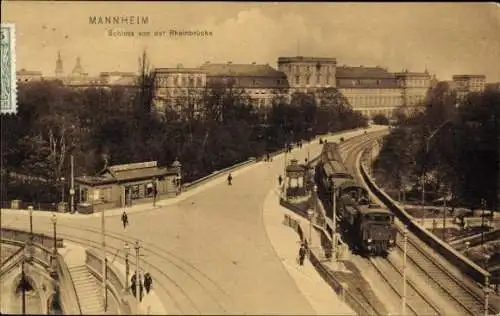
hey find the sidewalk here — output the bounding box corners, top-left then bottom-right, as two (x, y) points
(262, 187), (355, 315)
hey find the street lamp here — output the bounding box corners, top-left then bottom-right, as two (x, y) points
(124, 243), (130, 291)
(402, 226), (408, 316)
(60, 177), (66, 205)
(51, 213), (57, 255)
(307, 209), (314, 252)
(330, 177), (337, 262)
(481, 198), (487, 246)
(28, 206), (33, 242)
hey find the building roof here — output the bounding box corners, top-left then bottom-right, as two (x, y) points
(76, 161), (176, 185)
(17, 69), (43, 76)
(99, 71), (137, 77)
(199, 63), (287, 78)
(337, 80), (400, 89)
(452, 74), (486, 80)
(336, 66), (395, 79)
(154, 67), (207, 74)
(278, 56), (337, 63)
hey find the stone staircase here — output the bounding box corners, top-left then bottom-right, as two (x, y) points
(68, 265), (104, 314)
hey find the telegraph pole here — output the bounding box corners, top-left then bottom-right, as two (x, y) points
(135, 241), (142, 313)
(101, 204), (107, 311)
(70, 155), (75, 213)
(331, 180), (337, 262)
(283, 149), (288, 200)
(443, 189), (447, 242)
(402, 227), (408, 316)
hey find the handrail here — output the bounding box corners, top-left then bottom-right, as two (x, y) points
(1, 227), (64, 249)
(359, 160), (491, 286)
(55, 253), (82, 315)
(85, 248), (135, 315)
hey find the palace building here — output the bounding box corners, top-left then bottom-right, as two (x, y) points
(18, 53), (491, 119)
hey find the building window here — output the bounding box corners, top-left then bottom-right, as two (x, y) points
(327, 76), (330, 84)
(253, 79), (257, 86)
(295, 76), (300, 85)
(295, 66), (300, 73)
(189, 78), (194, 87)
(182, 77), (188, 86)
(306, 75), (310, 85)
(176, 76), (181, 86)
(316, 75), (321, 84)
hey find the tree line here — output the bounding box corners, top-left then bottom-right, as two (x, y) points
(373, 82), (500, 211)
(1, 52), (367, 204)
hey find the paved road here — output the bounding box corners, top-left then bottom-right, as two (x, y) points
(1, 126), (386, 314)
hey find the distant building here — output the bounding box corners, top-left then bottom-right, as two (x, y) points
(452, 75), (486, 99)
(152, 65), (207, 114)
(16, 69), (43, 83)
(277, 56), (337, 93)
(336, 65), (403, 118)
(278, 56), (433, 118)
(199, 61), (289, 110)
(485, 81), (500, 91)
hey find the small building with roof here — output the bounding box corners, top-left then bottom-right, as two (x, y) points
(74, 161), (181, 213)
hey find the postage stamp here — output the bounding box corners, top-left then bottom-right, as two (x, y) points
(1, 23), (17, 115)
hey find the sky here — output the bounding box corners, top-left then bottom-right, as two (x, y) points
(2, 2), (500, 82)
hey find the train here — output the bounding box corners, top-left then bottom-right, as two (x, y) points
(314, 141), (397, 256)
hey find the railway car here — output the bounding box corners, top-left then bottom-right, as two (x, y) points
(315, 141), (397, 256)
(338, 194), (397, 256)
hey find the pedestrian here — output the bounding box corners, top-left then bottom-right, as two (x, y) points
(144, 272), (152, 294)
(267, 153), (270, 162)
(122, 210), (129, 228)
(227, 173), (233, 186)
(278, 175), (283, 186)
(298, 243), (307, 266)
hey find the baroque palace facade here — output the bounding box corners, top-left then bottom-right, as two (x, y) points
(17, 53), (489, 119)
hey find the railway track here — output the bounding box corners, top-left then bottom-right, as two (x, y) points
(335, 135), (445, 315)
(357, 147), (490, 316)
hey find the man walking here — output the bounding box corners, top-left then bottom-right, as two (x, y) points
(144, 272), (153, 294)
(298, 243), (307, 266)
(278, 175), (283, 186)
(121, 210), (129, 229)
(227, 173), (233, 186)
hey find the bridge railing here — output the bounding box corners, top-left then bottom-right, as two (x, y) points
(450, 228), (500, 251)
(359, 161), (491, 286)
(182, 128), (369, 193)
(85, 249), (135, 315)
(0, 228), (63, 249)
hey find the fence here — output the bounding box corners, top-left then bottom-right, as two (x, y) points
(0, 228), (63, 249)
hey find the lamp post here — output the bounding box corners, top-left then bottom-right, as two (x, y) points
(101, 197), (108, 311)
(481, 198), (487, 246)
(28, 206), (33, 242)
(442, 188), (449, 242)
(124, 243), (130, 291)
(307, 209), (313, 251)
(484, 277), (491, 316)
(331, 178), (337, 262)
(51, 213), (57, 255)
(402, 226), (408, 316)
(421, 120), (453, 226)
(60, 177), (66, 204)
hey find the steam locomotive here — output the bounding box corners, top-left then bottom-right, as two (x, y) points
(314, 142), (397, 256)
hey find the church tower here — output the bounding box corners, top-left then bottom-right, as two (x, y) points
(55, 51), (64, 77)
(72, 56), (84, 75)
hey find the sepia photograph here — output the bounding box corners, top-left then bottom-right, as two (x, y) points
(0, 1), (499, 315)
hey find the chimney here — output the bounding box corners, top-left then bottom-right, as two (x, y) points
(252, 62), (256, 65)
(227, 61), (232, 64)
(177, 63), (183, 68)
(204, 61), (210, 64)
